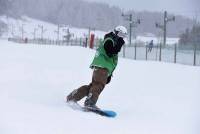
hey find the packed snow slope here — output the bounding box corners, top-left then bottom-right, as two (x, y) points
(0, 39), (199, 134)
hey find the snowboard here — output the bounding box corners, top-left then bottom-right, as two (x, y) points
(67, 102), (117, 118)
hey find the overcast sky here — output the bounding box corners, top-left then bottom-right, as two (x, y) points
(84, 0), (200, 19)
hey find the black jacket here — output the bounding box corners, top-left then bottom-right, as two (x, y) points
(103, 32), (125, 57)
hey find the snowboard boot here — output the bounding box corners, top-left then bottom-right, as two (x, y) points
(84, 93), (100, 110)
(67, 85), (91, 103)
(66, 89), (78, 103)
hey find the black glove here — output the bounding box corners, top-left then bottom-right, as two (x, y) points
(114, 37), (125, 53)
(104, 37), (125, 57)
(117, 37), (125, 46)
(106, 75), (112, 84)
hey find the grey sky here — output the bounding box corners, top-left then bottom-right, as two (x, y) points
(83, 0), (200, 18)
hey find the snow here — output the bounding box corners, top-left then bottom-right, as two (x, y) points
(135, 35), (179, 45)
(0, 16), (106, 39)
(0, 39), (200, 134)
(0, 16), (179, 45)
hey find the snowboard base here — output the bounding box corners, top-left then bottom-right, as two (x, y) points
(67, 102), (117, 118)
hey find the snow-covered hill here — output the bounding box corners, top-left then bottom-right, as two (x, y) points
(0, 16), (106, 39)
(0, 39), (199, 134)
(0, 16), (179, 45)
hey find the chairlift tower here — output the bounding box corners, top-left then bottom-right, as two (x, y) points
(155, 11), (175, 46)
(122, 13), (140, 45)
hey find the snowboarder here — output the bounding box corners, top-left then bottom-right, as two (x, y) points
(148, 40), (154, 52)
(66, 26), (127, 109)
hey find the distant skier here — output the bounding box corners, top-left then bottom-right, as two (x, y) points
(148, 40), (154, 52)
(67, 26), (127, 109)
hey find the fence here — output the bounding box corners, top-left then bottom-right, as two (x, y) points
(8, 38), (200, 66)
(119, 44), (200, 66)
(8, 38), (89, 47)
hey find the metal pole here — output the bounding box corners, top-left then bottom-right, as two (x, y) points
(123, 45), (125, 58)
(146, 45), (148, 60)
(174, 43), (177, 63)
(33, 29), (36, 40)
(85, 37), (88, 47)
(80, 38), (82, 46)
(163, 11), (167, 46)
(57, 25), (60, 41)
(134, 43), (137, 60)
(129, 14), (132, 45)
(194, 44), (197, 66)
(155, 11), (175, 47)
(38, 25), (44, 41)
(33, 28), (37, 40)
(41, 26), (43, 40)
(159, 43), (162, 61)
(87, 27), (92, 48)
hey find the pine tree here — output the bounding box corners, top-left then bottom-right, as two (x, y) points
(179, 24), (200, 49)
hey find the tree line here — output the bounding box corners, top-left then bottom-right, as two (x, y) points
(179, 23), (200, 49)
(0, 0), (197, 38)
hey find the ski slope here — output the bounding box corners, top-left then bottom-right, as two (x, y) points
(0, 15), (179, 45)
(0, 16), (106, 39)
(0, 39), (199, 134)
